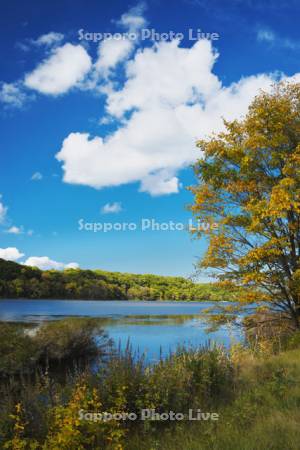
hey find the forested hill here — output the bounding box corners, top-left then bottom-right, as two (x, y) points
(0, 258), (238, 301)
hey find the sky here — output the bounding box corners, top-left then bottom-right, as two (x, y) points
(0, 0), (300, 277)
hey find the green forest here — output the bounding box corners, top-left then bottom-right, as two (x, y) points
(0, 258), (239, 301)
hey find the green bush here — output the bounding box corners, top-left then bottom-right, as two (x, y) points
(34, 318), (111, 366)
(0, 318), (111, 378)
(0, 323), (38, 377)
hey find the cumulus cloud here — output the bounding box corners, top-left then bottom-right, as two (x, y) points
(257, 29), (275, 43)
(101, 202), (123, 214)
(257, 28), (299, 50)
(56, 37), (283, 195)
(106, 39), (220, 117)
(0, 197), (8, 224)
(0, 82), (29, 108)
(23, 256), (79, 270)
(95, 38), (133, 76)
(1, 35), (81, 107)
(0, 196), (33, 236)
(31, 171), (43, 181)
(24, 43), (92, 95)
(16, 32), (64, 52)
(139, 171), (180, 196)
(117, 3), (147, 32)
(0, 247), (24, 261)
(5, 226), (23, 234)
(0, 246), (79, 270)
(1, 6), (145, 106)
(3, 5), (300, 194)
(92, 4), (146, 81)
(32, 32), (64, 47)
(64, 262), (80, 269)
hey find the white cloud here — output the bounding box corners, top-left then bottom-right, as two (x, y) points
(5, 226), (34, 236)
(0, 196), (32, 236)
(139, 171), (180, 196)
(91, 5), (147, 83)
(117, 3), (147, 32)
(31, 171), (43, 181)
(16, 32), (64, 52)
(56, 104), (195, 193)
(257, 28), (299, 50)
(101, 202), (123, 214)
(1, 5), (144, 107)
(0, 246), (78, 270)
(56, 37), (283, 195)
(1, 33), (66, 108)
(0, 247), (24, 261)
(0, 198), (8, 224)
(15, 41), (31, 52)
(3, 6), (299, 195)
(6, 226), (23, 235)
(65, 262), (80, 269)
(24, 256), (79, 270)
(33, 32), (64, 47)
(257, 29), (275, 43)
(106, 39), (220, 117)
(95, 38), (133, 75)
(0, 82), (29, 108)
(24, 43), (92, 95)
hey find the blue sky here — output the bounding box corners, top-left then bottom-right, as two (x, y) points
(0, 0), (300, 277)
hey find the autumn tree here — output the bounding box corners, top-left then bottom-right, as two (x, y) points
(190, 83), (300, 328)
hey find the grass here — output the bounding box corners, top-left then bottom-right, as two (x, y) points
(1, 319), (300, 449)
(127, 348), (300, 450)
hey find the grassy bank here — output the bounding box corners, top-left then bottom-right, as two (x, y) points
(0, 318), (300, 449)
(128, 348), (300, 450)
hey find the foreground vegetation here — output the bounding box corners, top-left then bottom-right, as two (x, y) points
(0, 318), (300, 449)
(0, 258), (242, 301)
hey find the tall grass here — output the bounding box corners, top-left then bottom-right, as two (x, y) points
(0, 319), (300, 449)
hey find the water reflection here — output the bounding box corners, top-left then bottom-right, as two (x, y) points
(0, 300), (243, 361)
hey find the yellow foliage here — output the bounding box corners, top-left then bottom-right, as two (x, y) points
(190, 82), (300, 327)
(43, 383), (126, 450)
(4, 403), (39, 450)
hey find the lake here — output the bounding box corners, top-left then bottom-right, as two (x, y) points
(0, 300), (242, 362)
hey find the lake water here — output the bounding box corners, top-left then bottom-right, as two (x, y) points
(0, 300), (242, 362)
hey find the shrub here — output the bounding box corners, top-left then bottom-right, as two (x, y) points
(0, 324), (38, 377)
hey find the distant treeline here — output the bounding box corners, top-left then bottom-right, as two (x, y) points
(0, 258), (239, 301)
